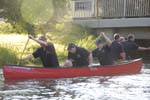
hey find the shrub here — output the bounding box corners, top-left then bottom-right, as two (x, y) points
(0, 22), (15, 34)
(76, 35), (96, 51)
(0, 46), (18, 68)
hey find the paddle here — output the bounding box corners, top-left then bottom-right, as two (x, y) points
(17, 38), (30, 65)
(17, 23), (35, 65)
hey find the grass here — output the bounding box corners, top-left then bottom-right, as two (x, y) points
(0, 34), (69, 68)
(0, 33), (97, 68)
(0, 34), (32, 67)
(0, 47), (17, 66)
(0, 34), (35, 56)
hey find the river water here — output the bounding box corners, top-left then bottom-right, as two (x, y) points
(0, 64), (150, 100)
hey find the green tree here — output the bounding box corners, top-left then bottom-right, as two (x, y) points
(0, 0), (69, 34)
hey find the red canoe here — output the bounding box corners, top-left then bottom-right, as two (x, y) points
(3, 58), (142, 80)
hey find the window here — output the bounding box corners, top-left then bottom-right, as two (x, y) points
(75, 1), (91, 11)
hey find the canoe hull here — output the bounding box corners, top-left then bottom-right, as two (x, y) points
(3, 59), (142, 80)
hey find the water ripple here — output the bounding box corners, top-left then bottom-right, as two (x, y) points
(0, 66), (150, 100)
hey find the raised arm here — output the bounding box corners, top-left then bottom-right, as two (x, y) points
(101, 32), (112, 46)
(28, 35), (48, 47)
(138, 47), (150, 51)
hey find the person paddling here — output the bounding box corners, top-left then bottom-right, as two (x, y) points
(20, 35), (59, 68)
(121, 34), (150, 59)
(92, 32), (113, 65)
(110, 33), (126, 63)
(92, 40), (113, 65)
(63, 43), (93, 67)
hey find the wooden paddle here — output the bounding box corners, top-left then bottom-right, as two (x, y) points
(17, 38), (30, 65)
(17, 24), (34, 64)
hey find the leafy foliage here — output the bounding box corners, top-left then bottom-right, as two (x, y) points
(0, 33), (96, 67)
(0, 22), (15, 34)
(0, 0), (97, 67)
(0, 46), (18, 67)
(21, 0), (54, 25)
(0, 0), (70, 34)
(76, 35), (96, 51)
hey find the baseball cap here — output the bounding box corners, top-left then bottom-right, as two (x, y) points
(95, 39), (102, 45)
(67, 43), (76, 50)
(127, 34), (134, 40)
(38, 35), (47, 41)
(113, 33), (120, 40)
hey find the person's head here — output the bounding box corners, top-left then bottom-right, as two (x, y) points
(113, 33), (120, 41)
(127, 34), (135, 41)
(39, 35), (47, 42)
(67, 43), (77, 53)
(95, 39), (103, 48)
(38, 35), (47, 47)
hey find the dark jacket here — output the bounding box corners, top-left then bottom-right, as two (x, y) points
(68, 47), (90, 67)
(32, 43), (59, 68)
(92, 45), (113, 65)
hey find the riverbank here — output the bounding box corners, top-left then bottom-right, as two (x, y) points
(0, 34), (96, 68)
(0, 34), (70, 67)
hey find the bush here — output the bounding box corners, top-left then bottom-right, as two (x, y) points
(76, 35), (96, 51)
(0, 22), (96, 66)
(0, 22), (15, 34)
(0, 46), (18, 68)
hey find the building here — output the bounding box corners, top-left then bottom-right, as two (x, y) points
(71, 0), (150, 42)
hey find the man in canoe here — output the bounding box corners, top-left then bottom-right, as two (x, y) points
(110, 33), (126, 63)
(121, 34), (150, 59)
(20, 35), (59, 68)
(93, 32), (126, 64)
(92, 33), (114, 65)
(63, 43), (93, 67)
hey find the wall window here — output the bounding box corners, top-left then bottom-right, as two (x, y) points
(75, 1), (91, 11)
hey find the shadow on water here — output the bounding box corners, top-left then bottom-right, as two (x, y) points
(143, 58), (150, 69)
(0, 77), (113, 100)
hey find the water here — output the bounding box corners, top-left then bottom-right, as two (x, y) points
(0, 64), (150, 100)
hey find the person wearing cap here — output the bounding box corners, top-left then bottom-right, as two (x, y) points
(63, 43), (93, 67)
(110, 33), (126, 62)
(92, 32), (113, 65)
(121, 34), (150, 59)
(92, 39), (113, 65)
(20, 35), (59, 68)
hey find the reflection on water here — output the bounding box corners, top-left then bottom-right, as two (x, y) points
(0, 64), (150, 100)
